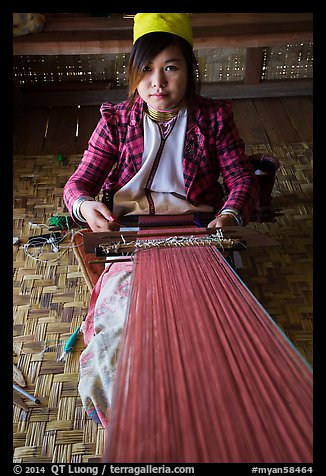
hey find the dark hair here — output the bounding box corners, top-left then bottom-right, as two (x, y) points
(127, 32), (200, 107)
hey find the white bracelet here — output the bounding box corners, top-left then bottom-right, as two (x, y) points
(217, 208), (243, 226)
(72, 196), (95, 223)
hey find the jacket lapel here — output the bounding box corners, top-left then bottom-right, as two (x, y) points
(183, 110), (205, 190)
(125, 97), (145, 174)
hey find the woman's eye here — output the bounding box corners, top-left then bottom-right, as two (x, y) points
(141, 65), (177, 73)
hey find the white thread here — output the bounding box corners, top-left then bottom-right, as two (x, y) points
(23, 229), (84, 263)
(98, 232), (244, 255)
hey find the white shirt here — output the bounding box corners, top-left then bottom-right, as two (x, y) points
(112, 108), (213, 216)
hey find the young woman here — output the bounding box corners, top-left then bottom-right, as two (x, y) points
(64, 13), (259, 231)
(63, 13), (260, 427)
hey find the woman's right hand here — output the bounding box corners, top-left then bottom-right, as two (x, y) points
(80, 201), (119, 232)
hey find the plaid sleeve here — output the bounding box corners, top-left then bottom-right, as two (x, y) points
(63, 105), (119, 215)
(215, 102), (259, 224)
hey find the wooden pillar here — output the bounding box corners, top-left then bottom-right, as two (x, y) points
(13, 80), (24, 127)
(244, 47), (264, 85)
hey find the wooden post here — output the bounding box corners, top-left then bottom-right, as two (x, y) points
(13, 80), (24, 126)
(244, 47), (264, 85)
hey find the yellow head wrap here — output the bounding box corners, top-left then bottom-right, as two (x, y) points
(133, 13), (193, 46)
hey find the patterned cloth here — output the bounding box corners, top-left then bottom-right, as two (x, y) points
(78, 262), (133, 428)
(63, 95), (259, 225)
(13, 13), (45, 37)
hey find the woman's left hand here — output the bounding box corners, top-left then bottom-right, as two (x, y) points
(208, 214), (238, 228)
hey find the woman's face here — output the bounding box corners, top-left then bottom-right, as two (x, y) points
(137, 43), (188, 111)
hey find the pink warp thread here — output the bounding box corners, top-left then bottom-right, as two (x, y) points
(105, 246), (313, 463)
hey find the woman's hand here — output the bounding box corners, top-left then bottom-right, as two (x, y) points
(80, 201), (119, 232)
(208, 214), (238, 228)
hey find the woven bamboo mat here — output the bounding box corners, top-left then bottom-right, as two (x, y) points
(240, 142), (313, 365)
(13, 143), (313, 463)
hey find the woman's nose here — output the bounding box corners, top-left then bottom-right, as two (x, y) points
(151, 71), (167, 88)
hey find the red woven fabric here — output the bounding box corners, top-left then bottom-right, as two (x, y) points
(105, 246), (313, 463)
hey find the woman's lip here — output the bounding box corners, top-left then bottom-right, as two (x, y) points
(151, 93), (168, 97)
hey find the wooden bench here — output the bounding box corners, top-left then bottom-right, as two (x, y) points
(13, 13), (313, 54)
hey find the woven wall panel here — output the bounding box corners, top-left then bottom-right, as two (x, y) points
(13, 43), (313, 86)
(262, 43), (313, 80)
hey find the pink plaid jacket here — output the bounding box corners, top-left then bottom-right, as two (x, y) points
(64, 95), (259, 224)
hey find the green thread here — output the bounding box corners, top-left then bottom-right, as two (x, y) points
(48, 215), (70, 229)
